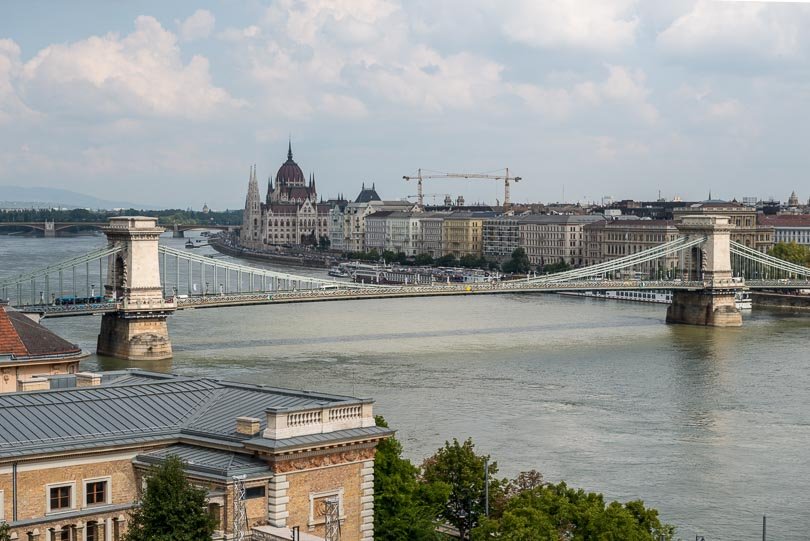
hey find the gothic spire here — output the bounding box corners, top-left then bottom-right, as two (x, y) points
(287, 138), (293, 161)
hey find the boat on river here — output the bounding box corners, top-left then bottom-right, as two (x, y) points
(560, 289), (753, 310)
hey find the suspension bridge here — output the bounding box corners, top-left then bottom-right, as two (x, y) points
(0, 220), (235, 237)
(1, 216), (809, 360)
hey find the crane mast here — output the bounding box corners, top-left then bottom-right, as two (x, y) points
(403, 168), (521, 213)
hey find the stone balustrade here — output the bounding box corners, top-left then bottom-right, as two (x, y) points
(264, 402), (374, 440)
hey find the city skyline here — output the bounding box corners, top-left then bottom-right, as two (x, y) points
(2, 1), (810, 209)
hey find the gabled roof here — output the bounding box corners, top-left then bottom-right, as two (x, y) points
(0, 304), (83, 361)
(354, 184), (381, 203)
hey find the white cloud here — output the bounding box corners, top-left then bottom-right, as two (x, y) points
(218, 25), (261, 42)
(500, 0), (640, 51)
(319, 94), (368, 118)
(0, 39), (38, 125)
(591, 136), (649, 160)
(178, 9), (216, 41)
(19, 16), (240, 120)
(707, 99), (742, 120)
(657, 0), (810, 60)
(509, 65), (658, 124)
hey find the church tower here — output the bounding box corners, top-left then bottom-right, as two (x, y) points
(241, 165), (262, 249)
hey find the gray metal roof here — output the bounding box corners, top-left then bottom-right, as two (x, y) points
(245, 426), (392, 452)
(135, 444), (271, 479)
(0, 372), (377, 460)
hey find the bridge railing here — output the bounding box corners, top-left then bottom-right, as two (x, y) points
(170, 279), (710, 308)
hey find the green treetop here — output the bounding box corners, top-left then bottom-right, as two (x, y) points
(124, 455), (217, 541)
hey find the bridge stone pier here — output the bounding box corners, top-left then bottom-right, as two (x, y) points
(666, 215), (742, 327)
(96, 217), (175, 360)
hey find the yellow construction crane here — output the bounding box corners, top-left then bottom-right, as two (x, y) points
(403, 168), (521, 212)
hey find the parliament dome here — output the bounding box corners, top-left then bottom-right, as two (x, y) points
(276, 142), (305, 186)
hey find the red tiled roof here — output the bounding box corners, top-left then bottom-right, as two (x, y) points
(0, 305), (83, 360)
(0, 307), (27, 357)
(758, 214), (810, 227)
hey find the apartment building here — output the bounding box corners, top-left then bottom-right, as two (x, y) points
(482, 217), (520, 262)
(583, 219), (682, 277)
(518, 215), (604, 267)
(441, 212), (496, 258)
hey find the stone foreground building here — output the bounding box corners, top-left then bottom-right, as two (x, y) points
(0, 302), (87, 393)
(241, 143), (329, 249)
(0, 370), (392, 541)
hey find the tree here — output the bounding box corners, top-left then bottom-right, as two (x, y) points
(769, 241), (810, 267)
(502, 248), (531, 274)
(0, 522), (10, 541)
(435, 254), (457, 267)
(542, 260), (571, 274)
(421, 438), (501, 540)
(472, 482), (675, 541)
(415, 253), (434, 266)
(374, 416), (445, 541)
(318, 235), (331, 251)
(124, 455), (216, 541)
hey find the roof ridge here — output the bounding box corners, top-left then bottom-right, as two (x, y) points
(0, 378), (220, 408)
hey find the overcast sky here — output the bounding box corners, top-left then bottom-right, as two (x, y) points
(1, 0), (809, 209)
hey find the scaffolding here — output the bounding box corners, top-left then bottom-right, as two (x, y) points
(232, 474), (247, 541)
(324, 497), (341, 541)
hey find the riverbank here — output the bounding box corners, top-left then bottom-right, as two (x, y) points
(751, 291), (810, 310)
(209, 237), (334, 268)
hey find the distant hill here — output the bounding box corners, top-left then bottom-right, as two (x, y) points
(0, 185), (159, 210)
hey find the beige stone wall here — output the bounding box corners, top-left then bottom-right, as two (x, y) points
(0, 360), (79, 394)
(12, 455), (138, 520)
(283, 461), (364, 541)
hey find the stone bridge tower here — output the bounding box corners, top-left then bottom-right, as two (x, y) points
(666, 215), (742, 327)
(96, 217), (175, 360)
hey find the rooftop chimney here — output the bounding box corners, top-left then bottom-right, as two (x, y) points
(236, 416), (262, 436)
(75, 372), (103, 387)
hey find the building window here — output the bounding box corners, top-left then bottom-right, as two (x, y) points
(85, 479), (109, 506)
(308, 488), (345, 529)
(86, 521), (99, 541)
(245, 485), (266, 499)
(47, 483), (74, 513)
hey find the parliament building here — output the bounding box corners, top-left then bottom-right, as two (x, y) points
(241, 143), (329, 249)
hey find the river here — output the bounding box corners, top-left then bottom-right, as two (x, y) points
(2, 233), (809, 539)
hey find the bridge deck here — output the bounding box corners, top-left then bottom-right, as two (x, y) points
(16, 279), (810, 318)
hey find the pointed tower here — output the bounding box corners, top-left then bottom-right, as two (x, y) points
(266, 175), (273, 205)
(241, 164), (262, 249)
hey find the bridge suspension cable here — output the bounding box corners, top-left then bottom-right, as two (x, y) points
(730, 241), (810, 279)
(157, 245), (386, 296)
(0, 245), (122, 308)
(527, 236), (706, 284)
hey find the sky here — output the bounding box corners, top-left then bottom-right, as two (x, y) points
(1, 0), (809, 210)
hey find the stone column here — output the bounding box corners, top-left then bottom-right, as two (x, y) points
(359, 459), (375, 541)
(96, 217), (175, 360)
(267, 474), (289, 527)
(666, 215), (742, 327)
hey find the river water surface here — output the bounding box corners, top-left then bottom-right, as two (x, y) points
(2, 234), (809, 539)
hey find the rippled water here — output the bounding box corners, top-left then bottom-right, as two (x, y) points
(2, 234), (809, 539)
